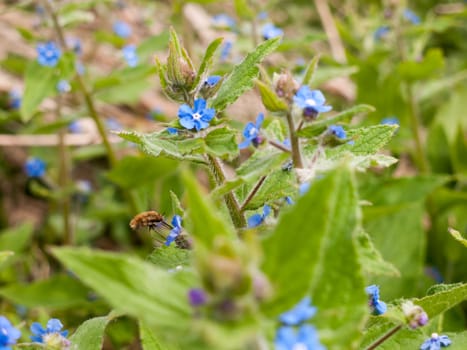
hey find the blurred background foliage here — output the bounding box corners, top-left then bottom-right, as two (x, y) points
(0, 0), (466, 347)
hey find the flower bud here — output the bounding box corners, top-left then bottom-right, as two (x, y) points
(402, 301), (428, 329)
(272, 72), (299, 103)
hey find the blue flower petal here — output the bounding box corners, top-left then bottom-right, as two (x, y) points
(247, 214), (263, 228)
(178, 104), (194, 118)
(179, 117), (195, 130)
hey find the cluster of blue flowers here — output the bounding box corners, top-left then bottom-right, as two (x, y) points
(0, 316), (69, 350)
(275, 297), (326, 350)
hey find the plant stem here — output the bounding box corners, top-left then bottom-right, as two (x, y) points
(366, 324), (402, 350)
(268, 140), (291, 153)
(206, 155), (246, 228)
(240, 176), (266, 212)
(56, 96), (73, 245)
(285, 111), (303, 168)
(43, 0), (139, 214)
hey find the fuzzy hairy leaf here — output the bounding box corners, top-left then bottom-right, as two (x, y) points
(53, 247), (193, 330)
(211, 37), (281, 111)
(70, 316), (111, 350)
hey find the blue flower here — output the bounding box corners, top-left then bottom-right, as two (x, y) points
(25, 157), (46, 178)
(275, 325), (326, 350)
(403, 9), (421, 25)
(188, 288), (207, 307)
(37, 42), (61, 67)
(262, 23), (284, 40)
(365, 285), (387, 315)
(420, 333), (451, 350)
(166, 127), (179, 135)
(30, 319), (68, 346)
(178, 98), (215, 131)
(0, 316), (21, 350)
(220, 40), (233, 61)
(8, 90), (21, 109)
(247, 205), (271, 228)
(113, 21), (131, 38)
(122, 45), (138, 67)
(75, 61), (85, 75)
(239, 113), (264, 149)
(293, 86), (332, 118)
(204, 75), (222, 88)
(381, 117), (399, 126)
(212, 14), (236, 29)
(374, 26), (390, 40)
(328, 125), (346, 139)
(165, 215), (182, 246)
(279, 297), (317, 326)
(106, 118), (121, 130)
(285, 196), (294, 205)
(56, 80), (71, 94)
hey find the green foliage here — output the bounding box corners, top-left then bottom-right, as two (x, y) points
(20, 52), (75, 121)
(0, 274), (90, 309)
(52, 247), (193, 330)
(70, 315), (111, 350)
(211, 37), (281, 111)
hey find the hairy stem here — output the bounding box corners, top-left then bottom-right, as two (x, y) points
(268, 139), (291, 153)
(206, 155), (246, 228)
(366, 325), (402, 350)
(240, 176), (266, 212)
(285, 111), (303, 168)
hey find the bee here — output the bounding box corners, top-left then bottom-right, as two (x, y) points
(129, 211), (172, 233)
(130, 211), (191, 249)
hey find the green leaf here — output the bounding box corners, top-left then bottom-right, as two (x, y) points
(116, 131), (206, 163)
(256, 80), (288, 112)
(137, 31), (170, 61)
(193, 38), (223, 89)
(204, 127), (239, 159)
(147, 245), (192, 270)
(0, 222), (34, 253)
(70, 316), (111, 350)
(211, 37), (281, 112)
(236, 148), (290, 179)
(448, 228), (467, 248)
(313, 65), (358, 86)
(107, 155), (178, 189)
(298, 104), (375, 138)
(0, 251), (14, 267)
(451, 124), (467, 174)
(182, 170), (234, 247)
(20, 53), (75, 122)
(301, 55), (320, 87)
(397, 48), (444, 82)
(20, 62), (56, 122)
(0, 274), (90, 308)
(242, 169), (296, 210)
(418, 283), (467, 317)
(356, 230), (400, 277)
(327, 125), (398, 157)
(234, 0), (255, 19)
(140, 321), (180, 350)
(261, 166), (368, 350)
(52, 247), (193, 330)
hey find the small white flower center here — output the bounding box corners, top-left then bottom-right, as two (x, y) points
(192, 112), (202, 121)
(249, 127), (258, 136)
(46, 50), (54, 57)
(305, 98), (317, 106)
(431, 333), (439, 339)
